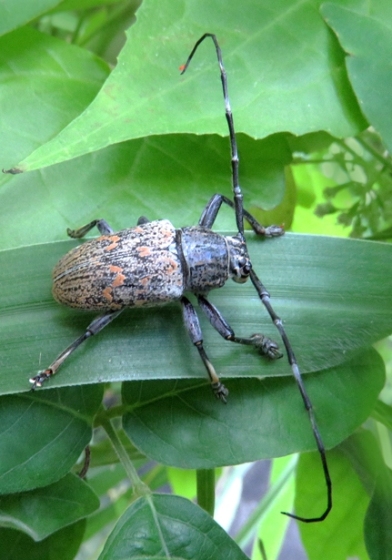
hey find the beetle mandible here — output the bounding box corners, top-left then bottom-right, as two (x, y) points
(29, 33), (332, 523)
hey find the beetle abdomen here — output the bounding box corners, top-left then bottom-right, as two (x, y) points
(52, 220), (184, 310)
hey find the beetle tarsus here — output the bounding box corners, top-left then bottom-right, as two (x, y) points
(261, 225), (285, 237)
(211, 381), (229, 404)
(249, 334), (283, 359)
(30, 369), (53, 389)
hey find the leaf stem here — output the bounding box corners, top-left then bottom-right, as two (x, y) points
(197, 469), (215, 516)
(100, 414), (150, 498)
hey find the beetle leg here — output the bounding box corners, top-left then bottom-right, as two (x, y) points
(67, 219), (114, 238)
(30, 309), (123, 389)
(198, 295), (282, 359)
(137, 216), (150, 225)
(198, 194), (284, 237)
(181, 296), (229, 403)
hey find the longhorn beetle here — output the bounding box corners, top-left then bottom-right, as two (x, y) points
(29, 33), (332, 522)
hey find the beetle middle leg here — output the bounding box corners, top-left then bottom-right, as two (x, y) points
(181, 296), (229, 403)
(30, 309), (123, 389)
(198, 295), (283, 360)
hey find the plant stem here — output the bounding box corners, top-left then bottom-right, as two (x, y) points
(101, 415), (150, 498)
(197, 469), (215, 516)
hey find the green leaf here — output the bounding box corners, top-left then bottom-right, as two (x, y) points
(0, 134), (290, 251)
(321, 3), (392, 151)
(0, 473), (99, 541)
(0, 0), (61, 36)
(98, 494), (248, 559)
(0, 386), (103, 493)
(364, 474), (392, 560)
(0, 235), (392, 394)
(0, 521), (86, 560)
(343, 429), (392, 560)
(1, 234), (391, 395)
(0, 26), (109, 170)
(297, 447), (370, 560)
(122, 348), (384, 467)
(12, 0), (365, 171)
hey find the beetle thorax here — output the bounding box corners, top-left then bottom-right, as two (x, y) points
(179, 227), (251, 294)
(180, 226), (231, 294)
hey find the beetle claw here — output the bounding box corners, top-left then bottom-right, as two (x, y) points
(264, 225), (285, 237)
(211, 381), (229, 404)
(249, 334), (283, 360)
(30, 369), (53, 389)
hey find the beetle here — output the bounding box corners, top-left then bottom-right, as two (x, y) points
(28, 33), (331, 522)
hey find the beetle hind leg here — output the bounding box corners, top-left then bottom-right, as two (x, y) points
(137, 216), (150, 225)
(30, 309), (123, 389)
(181, 296), (229, 403)
(67, 219), (114, 238)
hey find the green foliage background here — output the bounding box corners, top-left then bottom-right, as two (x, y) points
(0, 1), (392, 560)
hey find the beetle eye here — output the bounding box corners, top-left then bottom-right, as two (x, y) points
(231, 257), (251, 283)
(242, 262), (252, 276)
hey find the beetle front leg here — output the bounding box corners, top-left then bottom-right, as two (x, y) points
(181, 296), (229, 403)
(67, 219), (114, 238)
(199, 194), (284, 237)
(198, 295), (283, 359)
(30, 309), (123, 389)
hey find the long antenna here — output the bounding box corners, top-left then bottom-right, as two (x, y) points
(180, 33), (332, 522)
(180, 33), (244, 238)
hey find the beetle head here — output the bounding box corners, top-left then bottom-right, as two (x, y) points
(226, 234), (252, 283)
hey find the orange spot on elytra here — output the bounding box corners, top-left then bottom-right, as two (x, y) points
(109, 265), (122, 273)
(102, 287), (113, 302)
(104, 235), (121, 252)
(109, 265), (126, 288)
(112, 272), (126, 288)
(137, 246), (151, 257)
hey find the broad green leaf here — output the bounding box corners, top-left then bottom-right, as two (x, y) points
(364, 475), (392, 560)
(321, 3), (392, 152)
(1, 234), (391, 395)
(13, 0), (366, 172)
(297, 447), (370, 560)
(0, 134), (290, 251)
(0, 26), (109, 170)
(0, 521), (86, 560)
(342, 429), (392, 560)
(0, 473), (99, 541)
(0, 385), (103, 493)
(122, 348), (384, 468)
(98, 493), (248, 559)
(52, 0), (126, 11)
(0, 0), (62, 36)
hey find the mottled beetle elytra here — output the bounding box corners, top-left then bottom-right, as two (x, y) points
(29, 33), (331, 522)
